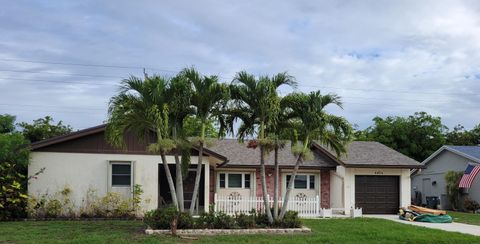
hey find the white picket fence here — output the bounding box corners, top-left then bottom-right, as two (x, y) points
(214, 193), (320, 218)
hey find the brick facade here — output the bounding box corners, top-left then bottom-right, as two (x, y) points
(320, 170), (331, 208)
(254, 168), (282, 197)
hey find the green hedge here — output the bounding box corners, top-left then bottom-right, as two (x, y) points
(144, 206), (302, 230)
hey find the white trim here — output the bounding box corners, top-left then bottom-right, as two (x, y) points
(217, 172), (252, 189)
(204, 163), (210, 211)
(108, 160), (133, 197)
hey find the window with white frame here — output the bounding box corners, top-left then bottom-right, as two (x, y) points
(111, 162), (132, 187)
(286, 174), (316, 189)
(218, 172), (251, 189)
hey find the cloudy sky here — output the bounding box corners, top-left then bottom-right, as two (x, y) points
(1, 0), (479, 132)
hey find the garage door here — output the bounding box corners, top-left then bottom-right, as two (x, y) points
(355, 175), (399, 214)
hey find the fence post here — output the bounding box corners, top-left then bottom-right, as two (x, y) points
(214, 193), (217, 212)
(315, 195), (319, 217)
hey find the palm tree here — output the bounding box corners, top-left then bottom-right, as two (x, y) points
(229, 71), (295, 224)
(167, 74), (194, 212)
(181, 67), (229, 215)
(106, 75), (179, 210)
(278, 91), (352, 219)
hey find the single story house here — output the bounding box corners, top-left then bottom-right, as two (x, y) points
(411, 145), (480, 209)
(28, 124), (422, 215)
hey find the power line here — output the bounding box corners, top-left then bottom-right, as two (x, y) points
(0, 69), (125, 79)
(1, 58), (479, 97)
(0, 58), (180, 74)
(0, 77), (116, 86)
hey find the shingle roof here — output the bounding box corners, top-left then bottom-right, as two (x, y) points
(445, 145), (480, 161)
(327, 141), (422, 168)
(208, 139), (338, 168)
(210, 139), (422, 169)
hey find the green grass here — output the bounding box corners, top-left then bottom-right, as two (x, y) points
(449, 211), (480, 226)
(0, 218), (478, 244)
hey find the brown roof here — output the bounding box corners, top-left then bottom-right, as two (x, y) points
(30, 124), (422, 169)
(209, 139), (339, 169)
(320, 141), (423, 168)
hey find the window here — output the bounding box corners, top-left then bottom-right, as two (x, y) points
(219, 173), (226, 188)
(111, 163), (131, 187)
(218, 173), (252, 189)
(309, 175), (315, 189)
(228, 174), (242, 188)
(286, 174), (316, 189)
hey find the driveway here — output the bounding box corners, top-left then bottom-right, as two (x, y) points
(367, 214), (480, 237)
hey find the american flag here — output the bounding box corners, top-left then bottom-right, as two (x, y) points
(459, 163), (480, 188)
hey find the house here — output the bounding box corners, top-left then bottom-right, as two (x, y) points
(411, 145), (480, 209)
(28, 124), (422, 215)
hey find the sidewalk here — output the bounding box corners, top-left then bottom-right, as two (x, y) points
(366, 214), (480, 237)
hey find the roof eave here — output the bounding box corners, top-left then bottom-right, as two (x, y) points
(344, 164), (425, 169)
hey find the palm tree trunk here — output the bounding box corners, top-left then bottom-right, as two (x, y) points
(189, 141), (204, 215)
(273, 146), (279, 220)
(260, 146), (274, 224)
(160, 152), (179, 210)
(174, 152), (185, 212)
(278, 154), (303, 220)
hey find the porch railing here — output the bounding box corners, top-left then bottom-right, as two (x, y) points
(214, 193), (320, 218)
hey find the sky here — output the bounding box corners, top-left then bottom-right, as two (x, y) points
(0, 0), (479, 132)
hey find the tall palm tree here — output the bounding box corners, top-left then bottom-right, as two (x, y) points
(182, 67), (229, 215)
(278, 91), (352, 219)
(229, 71), (295, 224)
(106, 75), (179, 210)
(167, 74), (194, 212)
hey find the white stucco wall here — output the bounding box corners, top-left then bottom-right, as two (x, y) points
(336, 166), (411, 210)
(28, 152), (207, 213)
(330, 171), (344, 208)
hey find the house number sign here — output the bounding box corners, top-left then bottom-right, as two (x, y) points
(374, 171), (383, 175)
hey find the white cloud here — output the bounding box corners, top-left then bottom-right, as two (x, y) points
(0, 0), (478, 130)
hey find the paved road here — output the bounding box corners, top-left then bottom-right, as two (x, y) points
(366, 214), (480, 237)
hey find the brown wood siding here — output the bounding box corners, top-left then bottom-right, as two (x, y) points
(355, 175), (400, 214)
(34, 131), (201, 155)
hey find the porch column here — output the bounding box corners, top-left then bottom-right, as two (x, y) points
(204, 162), (210, 212)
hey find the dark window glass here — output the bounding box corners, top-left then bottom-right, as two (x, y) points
(294, 175), (307, 189)
(219, 173), (225, 188)
(244, 174), (250, 188)
(309, 175), (315, 189)
(112, 164), (131, 186)
(286, 175), (292, 188)
(228, 174), (242, 188)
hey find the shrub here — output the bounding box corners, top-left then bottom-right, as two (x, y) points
(464, 197), (480, 212)
(144, 206), (194, 230)
(213, 212), (236, 229)
(277, 211), (302, 228)
(235, 213), (256, 228)
(445, 171), (463, 210)
(178, 212), (194, 229)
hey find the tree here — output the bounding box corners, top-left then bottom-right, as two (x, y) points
(0, 115), (30, 220)
(229, 71), (295, 223)
(183, 116), (220, 138)
(278, 91), (351, 219)
(18, 116), (72, 143)
(359, 112), (447, 162)
(167, 74), (195, 212)
(106, 75), (179, 210)
(445, 124), (480, 146)
(182, 67), (229, 215)
(0, 114), (16, 133)
(445, 171), (463, 210)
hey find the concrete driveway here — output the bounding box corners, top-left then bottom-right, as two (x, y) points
(366, 214), (480, 236)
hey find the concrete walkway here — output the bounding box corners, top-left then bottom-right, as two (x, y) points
(366, 214), (480, 237)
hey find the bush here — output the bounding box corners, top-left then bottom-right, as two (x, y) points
(277, 211), (302, 228)
(143, 206), (194, 230)
(235, 213), (256, 228)
(464, 197), (480, 212)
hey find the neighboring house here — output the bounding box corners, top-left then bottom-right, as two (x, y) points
(28, 124), (422, 215)
(411, 145), (480, 209)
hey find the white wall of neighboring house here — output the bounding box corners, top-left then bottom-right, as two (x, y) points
(28, 152), (208, 213)
(336, 166), (411, 210)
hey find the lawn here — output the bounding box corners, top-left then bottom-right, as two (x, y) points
(0, 218), (479, 244)
(449, 211), (480, 226)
